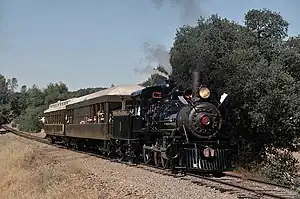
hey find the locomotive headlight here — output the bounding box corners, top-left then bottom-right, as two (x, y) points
(199, 87), (210, 99)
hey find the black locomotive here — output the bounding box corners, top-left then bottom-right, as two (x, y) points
(43, 71), (231, 174)
(125, 71), (231, 173)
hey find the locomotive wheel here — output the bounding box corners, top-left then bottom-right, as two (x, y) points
(154, 151), (161, 167)
(161, 156), (169, 169)
(77, 140), (84, 151)
(143, 147), (153, 165)
(49, 136), (55, 144)
(64, 138), (70, 148)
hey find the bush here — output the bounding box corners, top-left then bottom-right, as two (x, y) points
(260, 150), (300, 190)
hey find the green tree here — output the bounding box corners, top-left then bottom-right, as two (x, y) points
(43, 82), (69, 105)
(7, 77), (18, 92)
(0, 74), (13, 125)
(15, 81), (106, 132)
(10, 85), (28, 120)
(169, 10), (300, 165)
(18, 106), (45, 132)
(244, 9), (289, 63)
(26, 85), (45, 108)
(279, 35), (300, 81)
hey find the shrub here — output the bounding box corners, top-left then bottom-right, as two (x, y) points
(260, 150), (300, 191)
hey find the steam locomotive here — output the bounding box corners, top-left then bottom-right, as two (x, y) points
(130, 71), (231, 173)
(43, 71), (231, 174)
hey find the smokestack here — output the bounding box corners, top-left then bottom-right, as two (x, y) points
(192, 70), (200, 101)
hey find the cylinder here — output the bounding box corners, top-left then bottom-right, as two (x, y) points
(192, 70), (200, 100)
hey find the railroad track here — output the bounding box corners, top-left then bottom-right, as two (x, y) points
(2, 126), (299, 199)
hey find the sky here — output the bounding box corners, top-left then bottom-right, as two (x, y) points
(0, 0), (299, 91)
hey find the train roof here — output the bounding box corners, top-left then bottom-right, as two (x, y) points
(69, 84), (144, 105)
(44, 85), (144, 113)
(44, 98), (78, 113)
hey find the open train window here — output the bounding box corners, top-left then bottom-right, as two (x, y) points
(109, 102), (122, 111)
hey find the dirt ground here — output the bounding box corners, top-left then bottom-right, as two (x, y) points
(0, 133), (237, 199)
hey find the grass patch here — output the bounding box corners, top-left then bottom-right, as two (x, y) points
(0, 134), (105, 199)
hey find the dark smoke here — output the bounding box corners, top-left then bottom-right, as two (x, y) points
(135, 0), (206, 78)
(134, 42), (171, 76)
(151, 0), (206, 24)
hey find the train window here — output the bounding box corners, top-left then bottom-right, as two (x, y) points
(90, 103), (105, 123)
(91, 104), (96, 123)
(97, 103), (106, 123)
(125, 100), (133, 106)
(109, 102), (122, 111)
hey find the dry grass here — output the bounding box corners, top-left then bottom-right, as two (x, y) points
(0, 133), (239, 199)
(0, 134), (103, 199)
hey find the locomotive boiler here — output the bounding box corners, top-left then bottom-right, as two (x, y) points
(130, 71), (231, 173)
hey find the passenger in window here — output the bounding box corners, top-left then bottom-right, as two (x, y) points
(97, 110), (105, 123)
(87, 117), (93, 123)
(109, 112), (113, 124)
(100, 113), (105, 122)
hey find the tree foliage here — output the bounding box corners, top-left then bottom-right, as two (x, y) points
(170, 9), (300, 165)
(0, 75), (106, 131)
(0, 74), (13, 125)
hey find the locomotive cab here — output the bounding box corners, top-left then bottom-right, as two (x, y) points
(130, 84), (172, 134)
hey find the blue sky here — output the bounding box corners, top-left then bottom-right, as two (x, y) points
(0, 0), (299, 91)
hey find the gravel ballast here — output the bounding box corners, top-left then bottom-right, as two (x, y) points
(0, 133), (238, 199)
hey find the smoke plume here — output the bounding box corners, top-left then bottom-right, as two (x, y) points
(151, 0), (205, 24)
(134, 42), (171, 76)
(135, 0), (206, 79)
